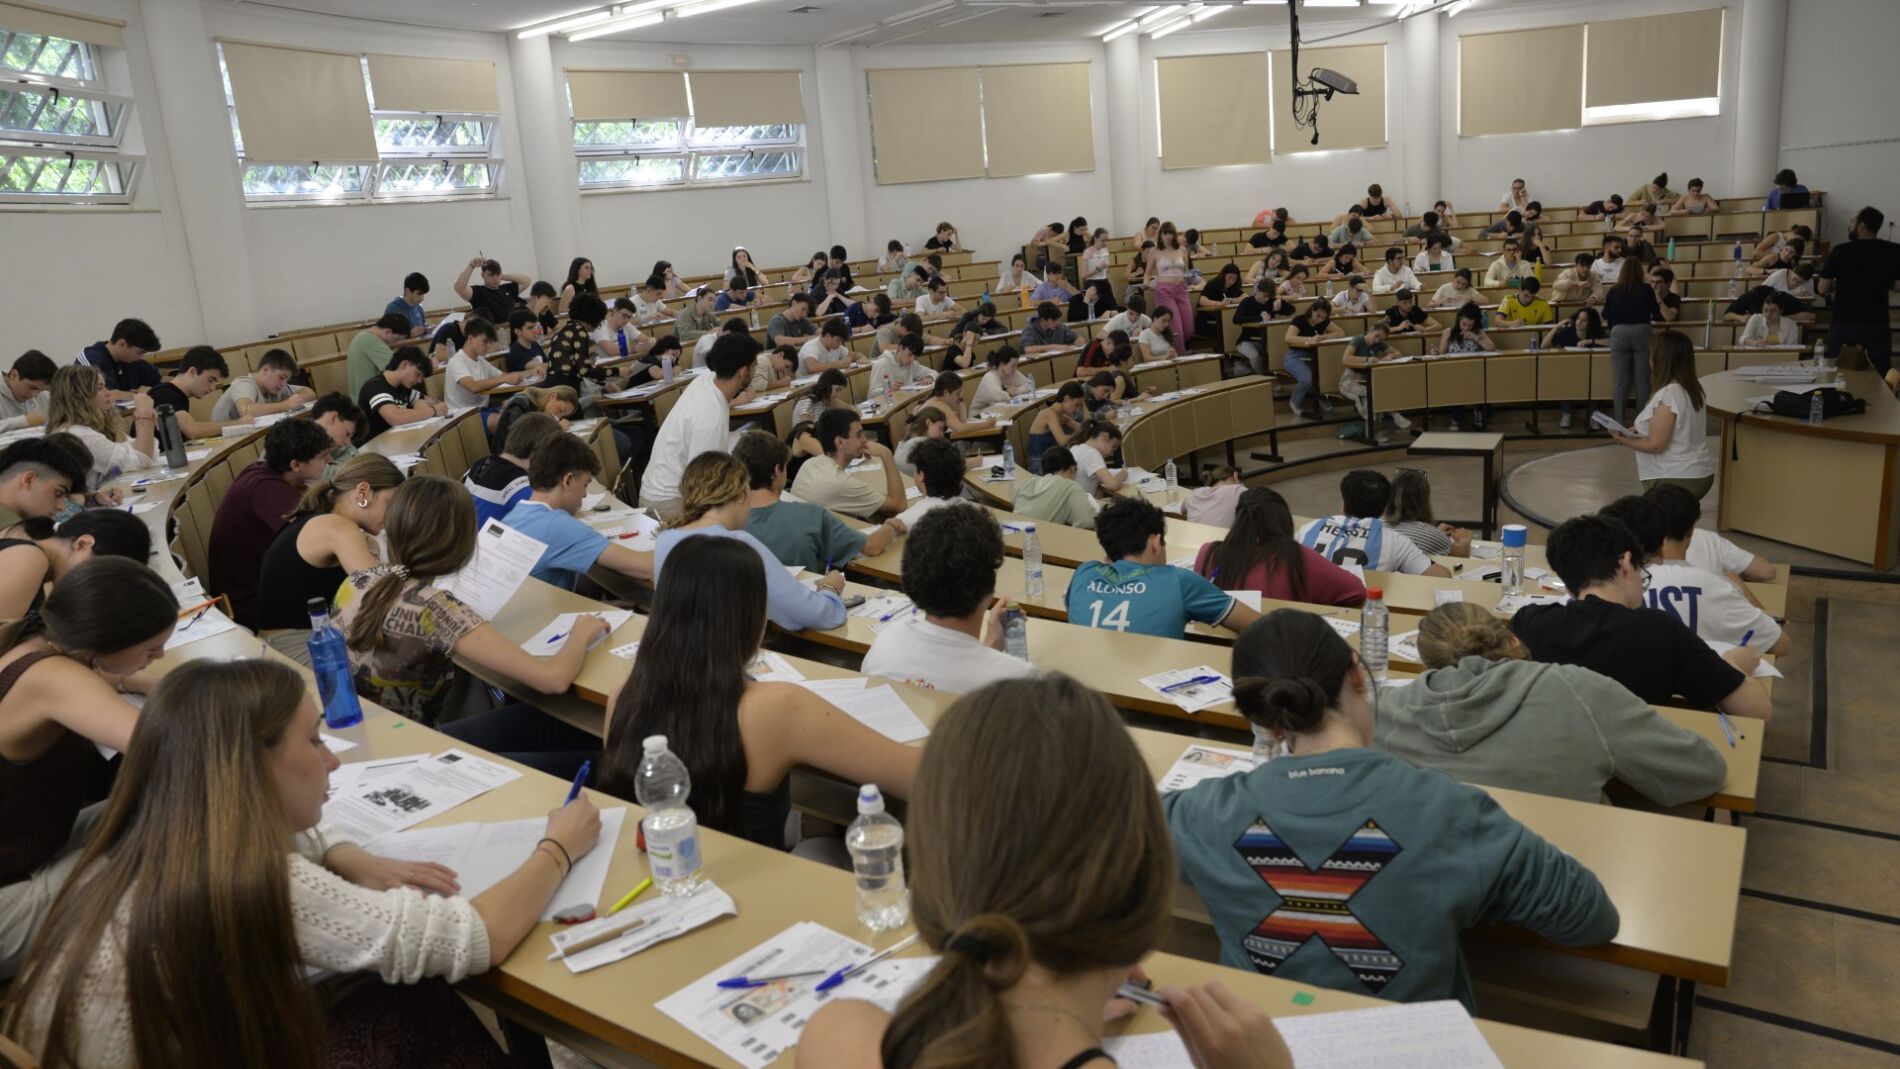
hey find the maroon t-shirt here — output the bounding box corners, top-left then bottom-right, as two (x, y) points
(208, 460), (304, 628)
(1193, 541), (1367, 608)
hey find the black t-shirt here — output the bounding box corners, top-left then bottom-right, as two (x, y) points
(1201, 277), (1240, 304)
(1510, 596), (1745, 709)
(146, 381), (191, 416)
(1236, 296), (1275, 325)
(356, 375), (422, 439)
(81, 343), (161, 393)
(1584, 200), (1610, 217)
(1654, 291), (1682, 320)
(504, 340), (543, 374)
(1292, 239), (1330, 262)
(1727, 286), (1806, 318)
(953, 310), (1009, 337)
(924, 236), (952, 250)
(467, 281), (521, 324)
(1818, 238), (1900, 324)
(1290, 316), (1327, 338)
(1385, 304), (1428, 330)
(1249, 230), (1286, 249)
(1548, 324), (1603, 348)
(433, 319), (465, 356)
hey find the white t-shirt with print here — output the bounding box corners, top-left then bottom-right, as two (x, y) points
(1644, 560), (1782, 649)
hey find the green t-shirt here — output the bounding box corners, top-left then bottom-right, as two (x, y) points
(346, 331), (394, 398)
(745, 500), (868, 573)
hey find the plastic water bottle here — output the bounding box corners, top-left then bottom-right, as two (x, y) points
(882, 374), (895, 407)
(1002, 606), (1029, 659)
(1251, 723), (1277, 765)
(1022, 522), (1045, 597)
(1164, 458), (1178, 491)
(846, 784), (909, 931)
(1360, 587), (1388, 684)
(1809, 390), (1825, 425)
(1501, 523), (1528, 596)
(635, 736), (704, 896)
(1666, 237), (1677, 263)
(1002, 441), (1016, 479)
(306, 598), (363, 729)
(1325, 277), (1336, 298)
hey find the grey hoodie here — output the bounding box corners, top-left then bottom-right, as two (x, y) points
(1374, 656), (1727, 806)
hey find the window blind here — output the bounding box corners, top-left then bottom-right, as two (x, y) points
(366, 54), (500, 114)
(565, 68), (690, 121)
(980, 62), (1094, 177)
(0, 0), (122, 49)
(1155, 52), (1270, 170)
(866, 66), (984, 184)
(1459, 25), (1584, 135)
(687, 70), (806, 127)
(1585, 8), (1724, 107)
(220, 40), (376, 163)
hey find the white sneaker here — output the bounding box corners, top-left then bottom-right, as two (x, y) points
(1390, 412), (1413, 430)
(1559, 412), (1573, 429)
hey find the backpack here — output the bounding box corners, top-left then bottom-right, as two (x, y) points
(1757, 387), (1866, 422)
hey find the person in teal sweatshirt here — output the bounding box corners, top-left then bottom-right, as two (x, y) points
(1162, 609), (1620, 1010)
(1377, 602), (1728, 806)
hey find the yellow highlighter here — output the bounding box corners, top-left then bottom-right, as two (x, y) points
(607, 877), (653, 916)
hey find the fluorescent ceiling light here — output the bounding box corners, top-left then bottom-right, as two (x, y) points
(567, 9), (666, 38)
(518, 8), (613, 37)
(1100, 18), (1141, 39)
(1302, 0), (1360, 6)
(1147, 14), (1191, 36)
(1138, 6), (1188, 27)
(885, 0), (957, 25)
(1240, 1), (1286, 4)
(1444, 0), (1477, 13)
(675, 0), (766, 15)
(1191, 5), (1230, 19)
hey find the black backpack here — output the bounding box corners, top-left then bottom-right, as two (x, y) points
(1756, 387), (1866, 421)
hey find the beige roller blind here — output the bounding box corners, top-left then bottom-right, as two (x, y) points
(367, 54), (500, 114)
(565, 68), (689, 121)
(1459, 25), (1583, 135)
(981, 62), (1094, 177)
(1586, 8), (1724, 107)
(866, 66), (984, 185)
(220, 40), (376, 163)
(0, 1), (123, 48)
(687, 70), (805, 127)
(1155, 53), (1270, 170)
(1270, 43), (1385, 154)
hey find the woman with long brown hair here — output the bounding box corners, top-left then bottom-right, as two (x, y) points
(253, 452), (405, 651)
(1613, 330), (1716, 498)
(802, 674), (1292, 1069)
(330, 475), (606, 726)
(4, 658), (603, 1069)
(1194, 488), (1366, 609)
(43, 364), (156, 491)
(0, 558), (174, 982)
(1146, 221), (1194, 349)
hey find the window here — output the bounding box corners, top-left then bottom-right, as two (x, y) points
(566, 70), (806, 193)
(0, 24), (140, 205)
(218, 44), (502, 205)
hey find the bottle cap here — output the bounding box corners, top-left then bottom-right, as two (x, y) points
(643, 734), (668, 754)
(857, 784), (885, 815)
(1365, 586), (1383, 600)
(1501, 524), (1528, 548)
(1022, 522), (1036, 532)
(307, 597), (328, 613)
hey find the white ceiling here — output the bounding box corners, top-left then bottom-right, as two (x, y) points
(239, 0), (1455, 48)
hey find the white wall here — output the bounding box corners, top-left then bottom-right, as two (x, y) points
(1778, 0), (1900, 243)
(10, 0), (1863, 366)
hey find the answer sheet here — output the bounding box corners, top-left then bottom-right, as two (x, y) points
(1157, 744), (1258, 793)
(1138, 665), (1234, 714)
(439, 519), (547, 618)
(519, 611), (634, 656)
(322, 749), (523, 844)
(792, 678), (930, 743)
(369, 809), (626, 921)
(1102, 999), (1503, 1068)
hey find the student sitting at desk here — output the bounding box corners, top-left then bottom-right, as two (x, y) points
(971, 346), (1036, 414)
(0, 559), (174, 982)
(793, 409), (909, 520)
(1013, 446), (1098, 530)
(1021, 301), (1080, 355)
(1026, 381), (1086, 473)
(357, 347), (446, 438)
(1069, 419), (1126, 498)
(1383, 468), (1468, 558)
(6, 657), (607, 1067)
(669, 451), (849, 630)
(1644, 483), (1777, 584)
(44, 364), (156, 493)
(141, 346), (242, 442)
(1413, 233), (1456, 275)
(1104, 294), (1152, 341)
(1297, 470), (1453, 577)
(887, 264), (930, 308)
(0, 508), (148, 621)
(1428, 268), (1479, 311)
(603, 534), (916, 854)
(500, 435), (653, 591)
(1184, 465), (1244, 527)
(1338, 320), (1413, 443)
(914, 371), (995, 438)
(1164, 609), (1619, 1010)
(1598, 495), (1789, 655)
(1137, 306), (1179, 359)
(0, 438), (88, 534)
(208, 419), (336, 630)
(736, 430), (902, 572)
(1495, 276), (1554, 328)
(793, 369), (852, 427)
(1284, 299), (1343, 421)
(862, 503), (1038, 694)
(869, 333), (936, 399)
(1741, 298), (1803, 347)
(1383, 288), (1438, 337)
(893, 439), (968, 529)
(1372, 246), (1420, 295)
(464, 413), (557, 530)
(254, 453), (403, 658)
(1068, 497), (1258, 638)
(804, 673), (1294, 1068)
(1511, 514), (1774, 723)
(916, 275), (964, 319)
(1380, 602), (1727, 806)
(1197, 487), (1365, 609)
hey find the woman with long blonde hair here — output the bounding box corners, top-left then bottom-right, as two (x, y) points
(802, 674), (1293, 1069)
(43, 365), (156, 490)
(4, 657), (604, 1069)
(653, 451), (847, 631)
(489, 383), (579, 453)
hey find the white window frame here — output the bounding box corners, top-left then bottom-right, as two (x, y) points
(0, 29), (141, 206)
(571, 113), (805, 194)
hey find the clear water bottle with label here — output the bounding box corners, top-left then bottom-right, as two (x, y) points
(635, 736), (704, 896)
(1164, 458), (1178, 491)
(661, 351), (675, 385)
(1002, 605), (1029, 659)
(1251, 723), (1278, 765)
(1002, 442), (1016, 479)
(1360, 587), (1388, 684)
(846, 785), (909, 931)
(1809, 390), (1825, 425)
(306, 598), (363, 730)
(1500, 523), (1528, 595)
(749, 305), (760, 329)
(1022, 523), (1045, 597)
(882, 374), (895, 407)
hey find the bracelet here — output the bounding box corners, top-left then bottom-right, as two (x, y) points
(536, 837), (572, 874)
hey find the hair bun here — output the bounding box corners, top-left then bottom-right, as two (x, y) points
(946, 913), (1029, 988)
(1235, 676), (1329, 734)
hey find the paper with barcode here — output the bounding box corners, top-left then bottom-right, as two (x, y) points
(1157, 744), (1257, 793)
(1138, 665), (1233, 713)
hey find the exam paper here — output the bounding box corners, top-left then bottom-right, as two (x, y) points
(321, 749), (523, 844)
(1324, 616), (1362, 640)
(1157, 744), (1257, 793)
(372, 810), (626, 922)
(553, 882), (738, 974)
(795, 680), (930, 743)
(1589, 410), (1632, 437)
(609, 642), (807, 684)
(1138, 666), (1233, 714)
(1388, 629), (1424, 665)
(1494, 592), (1569, 615)
(1229, 590), (1263, 611)
(1707, 639), (1785, 678)
(1103, 1000), (1503, 1067)
(322, 734), (358, 753)
(439, 519), (547, 619)
(164, 607), (243, 651)
(519, 611), (634, 656)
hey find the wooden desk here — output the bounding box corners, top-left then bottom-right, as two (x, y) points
(1409, 431), (1505, 537)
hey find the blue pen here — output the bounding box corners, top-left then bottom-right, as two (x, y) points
(564, 761), (591, 804)
(547, 631), (568, 645)
(815, 934), (920, 993)
(1161, 674), (1222, 693)
(1738, 629), (1754, 649)
(879, 603), (915, 623)
(716, 968), (828, 990)
(1716, 712), (1738, 748)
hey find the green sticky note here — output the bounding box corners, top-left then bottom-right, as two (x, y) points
(1291, 991), (1315, 1006)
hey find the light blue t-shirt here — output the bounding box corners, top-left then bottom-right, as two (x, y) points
(499, 499), (609, 591)
(654, 523), (847, 632)
(1066, 559), (1235, 638)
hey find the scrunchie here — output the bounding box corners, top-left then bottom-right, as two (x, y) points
(387, 564), (410, 579)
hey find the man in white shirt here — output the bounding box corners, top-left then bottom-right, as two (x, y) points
(1601, 496), (1788, 654)
(212, 349), (315, 423)
(799, 319), (862, 375)
(445, 318), (529, 420)
(1589, 237), (1627, 288)
(791, 408), (907, 519)
(591, 298), (653, 362)
(1104, 296), (1152, 340)
(913, 275), (961, 319)
(1069, 421), (1125, 497)
(631, 276), (671, 324)
(638, 333), (756, 521)
(0, 349), (55, 431)
(1371, 247), (1420, 294)
(869, 333), (935, 399)
(861, 498), (1038, 693)
(1295, 470), (1452, 576)
(1643, 483), (1777, 584)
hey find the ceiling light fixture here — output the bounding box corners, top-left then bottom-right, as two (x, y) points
(1147, 13), (1191, 36)
(1444, 0), (1477, 14)
(822, 21), (883, 45)
(675, 0), (767, 17)
(1100, 18), (1140, 39)
(566, 8), (667, 39)
(884, 0), (957, 25)
(518, 8), (614, 37)
(1138, 5), (1189, 27)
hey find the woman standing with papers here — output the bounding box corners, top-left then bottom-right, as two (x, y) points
(801, 674), (1293, 1068)
(5, 658), (603, 1068)
(599, 535), (917, 853)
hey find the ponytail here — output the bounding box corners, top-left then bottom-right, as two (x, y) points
(344, 476), (474, 652)
(1415, 601), (1521, 669)
(880, 914), (1028, 1069)
(292, 452), (403, 519)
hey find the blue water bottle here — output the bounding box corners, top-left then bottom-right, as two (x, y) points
(307, 597), (363, 729)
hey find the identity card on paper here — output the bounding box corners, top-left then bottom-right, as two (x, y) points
(371, 810), (626, 922)
(440, 519), (547, 618)
(1103, 1000), (1503, 1069)
(549, 882), (738, 974)
(520, 611), (634, 656)
(1388, 629), (1424, 665)
(1157, 745), (1257, 793)
(1138, 666), (1233, 714)
(321, 749), (523, 844)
